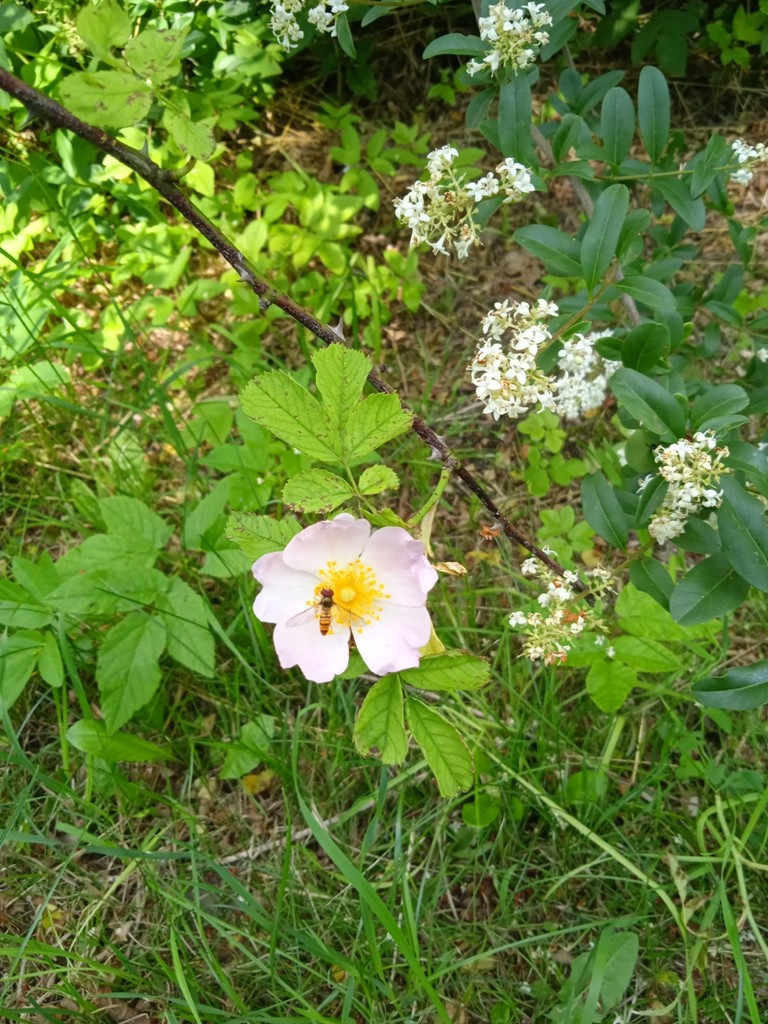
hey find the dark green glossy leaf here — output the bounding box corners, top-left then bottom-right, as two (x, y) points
(637, 65), (669, 163)
(629, 559), (673, 609)
(693, 661), (768, 711)
(717, 477), (768, 591)
(581, 472), (628, 547)
(610, 368), (686, 441)
(669, 553), (749, 626)
(514, 225), (582, 277)
(600, 87), (635, 165)
(580, 184), (629, 293)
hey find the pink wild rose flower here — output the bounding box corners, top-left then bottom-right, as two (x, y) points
(252, 514), (438, 683)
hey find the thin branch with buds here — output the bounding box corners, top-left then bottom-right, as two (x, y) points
(0, 68), (588, 594)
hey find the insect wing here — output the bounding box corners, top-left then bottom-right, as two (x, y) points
(285, 605), (320, 628)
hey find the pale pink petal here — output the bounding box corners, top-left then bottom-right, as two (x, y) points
(252, 552), (317, 624)
(355, 603), (433, 675)
(282, 513), (370, 574)
(273, 617), (351, 683)
(361, 527), (438, 604)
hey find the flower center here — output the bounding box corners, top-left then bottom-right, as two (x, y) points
(317, 558), (390, 632)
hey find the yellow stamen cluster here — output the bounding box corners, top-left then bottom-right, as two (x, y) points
(317, 559), (390, 632)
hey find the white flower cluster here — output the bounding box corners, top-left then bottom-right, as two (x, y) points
(552, 330), (621, 420)
(394, 147), (535, 259)
(509, 558), (604, 665)
(269, 0), (349, 49)
(467, 1), (553, 76)
(470, 298), (558, 419)
(642, 431), (731, 544)
(730, 139), (768, 186)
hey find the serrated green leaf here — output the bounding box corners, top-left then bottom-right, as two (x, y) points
(46, 567), (165, 617)
(200, 548), (250, 578)
(669, 553), (750, 626)
(124, 28), (186, 84)
(76, 0), (131, 57)
(600, 87), (635, 165)
(358, 465), (399, 495)
(97, 613), (166, 732)
(406, 696), (473, 797)
(514, 225), (582, 277)
(100, 495), (172, 550)
(312, 344), (370, 433)
(164, 111), (216, 160)
(38, 633), (64, 688)
(353, 675), (408, 765)
(586, 658), (638, 712)
(717, 478), (768, 591)
(344, 393), (412, 461)
(637, 65), (670, 163)
(580, 184), (629, 293)
(225, 512), (302, 560)
(693, 661), (768, 711)
(0, 579), (53, 628)
(157, 578), (214, 677)
(240, 372), (342, 462)
(609, 368), (685, 441)
(67, 719), (173, 762)
(58, 71), (153, 130)
(400, 653), (490, 691)
(282, 469), (354, 513)
(581, 473), (628, 547)
(56, 534), (159, 574)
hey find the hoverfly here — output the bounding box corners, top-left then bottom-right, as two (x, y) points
(286, 587), (367, 637)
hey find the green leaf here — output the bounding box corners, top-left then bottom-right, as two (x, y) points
(38, 633), (64, 688)
(514, 225), (582, 277)
(220, 716), (276, 778)
(312, 344), (370, 433)
(650, 176), (706, 231)
(498, 75), (534, 164)
(0, 634), (41, 711)
(55, 534), (159, 574)
(724, 442), (768, 499)
(58, 71), (153, 130)
(580, 184), (629, 293)
(183, 477), (230, 549)
(611, 636), (681, 673)
(422, 33), (487, 58)
(67, 719), (173, 762)
(358, 465), (399, 495)
(97, 613), (166, 732)
(200, 548), (251, 578)
(353, 675), (408, 765)
(690, 384), (749, 432)
(124, 28), (186, 84)
(693, 661), (768, 711)
(616, 584), (693, 641)
(614, 275), (677, 314)
(669, 553), (750, 626)
(690, 134), (730, 197)
(282, 469), (354, 514)
(406, 696), (473, 798)
(344, 393), (412, 461)
(240, 372), (342, 462)
(76, 0), (131, 57)
(400, 653), (491, 691)
(164, 111), (216, 161)
(334, 11), (356, 58)
(46, 567), (165, 617)
(586, 658), (638, 712)
(637, 65), (670, 163)
(635, 474), (668, 527)
(0, 579), (53, 628)
(609, 367), (685, 441)
(717, 478), (768, 591)
(600, 87), (635, 165)
(628, 558), (673, 609)
(621, 323), (669, 373)
(157, 578), (215, 677)
(581, 472), (628, 547)
(99, 495), (172, 550)
(225, 512), (302, 560)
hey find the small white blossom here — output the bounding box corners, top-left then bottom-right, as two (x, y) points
(468, 1), (553, 77)
(394, 149), (535, 260)
(730, 138), (768, 185)
(269, 0), (348, 48)
(551, 330), (620, 420)
(644, 431), (731, 544)
(470, 298), (559, 419)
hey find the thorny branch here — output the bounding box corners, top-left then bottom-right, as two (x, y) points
(0, 67), (589, 593)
